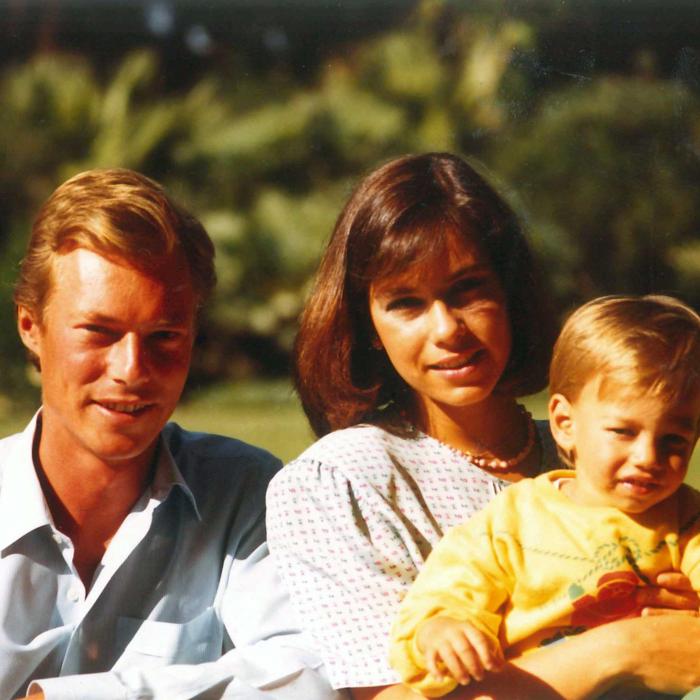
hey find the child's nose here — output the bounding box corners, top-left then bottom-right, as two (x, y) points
(631, 436), (658, 469)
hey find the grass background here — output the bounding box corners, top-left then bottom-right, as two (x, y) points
(4, 380), (699, 487)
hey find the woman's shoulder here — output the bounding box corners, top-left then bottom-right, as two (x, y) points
(269, 422), (458, 492)
(278, 423), (415, 477)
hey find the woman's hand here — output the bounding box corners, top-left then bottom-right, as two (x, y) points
(636, 571), (700, 616)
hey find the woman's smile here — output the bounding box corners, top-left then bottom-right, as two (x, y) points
(428, 348), (486, 372)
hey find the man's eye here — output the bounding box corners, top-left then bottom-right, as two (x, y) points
(84, 325), (116, 336)
(151, 331), (182, 342)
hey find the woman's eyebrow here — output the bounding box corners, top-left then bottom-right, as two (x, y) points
(446, 263), (492, 282)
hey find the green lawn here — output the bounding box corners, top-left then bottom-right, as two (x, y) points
(3, 382), (700, 486)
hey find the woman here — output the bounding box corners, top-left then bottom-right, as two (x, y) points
(266, 153), (700, 699)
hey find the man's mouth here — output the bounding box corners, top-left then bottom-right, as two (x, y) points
(96, 401), (153, 415)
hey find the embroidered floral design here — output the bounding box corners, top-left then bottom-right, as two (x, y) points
(569, 571), (641, 628)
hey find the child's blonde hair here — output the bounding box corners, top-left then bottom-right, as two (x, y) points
(550, 294), (700, 404)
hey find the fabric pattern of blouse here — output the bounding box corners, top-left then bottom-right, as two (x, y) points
(265, 420), (558, 689)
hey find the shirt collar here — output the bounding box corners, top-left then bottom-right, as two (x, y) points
(0, 413), (202, 553)
(148, 436), (201, 521)
(0, 412), (54, 552)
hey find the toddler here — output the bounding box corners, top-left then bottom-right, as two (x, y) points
(389, 295), (700, 697)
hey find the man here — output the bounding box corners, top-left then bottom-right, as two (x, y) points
(3, 169), (340, 699)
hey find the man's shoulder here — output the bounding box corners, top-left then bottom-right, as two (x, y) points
(0, 426), (31, 471)
(162, 422), (282, 485)
(0, 430), (25, 454)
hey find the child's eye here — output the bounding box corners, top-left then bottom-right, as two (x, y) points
(662, 434), (690, 451)
(608, 427), (634, 437)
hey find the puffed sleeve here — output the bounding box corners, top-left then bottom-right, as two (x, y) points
(266, 433), (440, 690)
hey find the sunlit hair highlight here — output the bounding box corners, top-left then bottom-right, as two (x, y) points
(14, 168), (216, 325)
(550, 295), (700, 406)
(295, 152), (556, 436)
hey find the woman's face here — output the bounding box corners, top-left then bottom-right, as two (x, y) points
(368, 233), (512, 424)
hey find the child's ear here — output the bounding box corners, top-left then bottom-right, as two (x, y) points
(549, 393), (576, 455)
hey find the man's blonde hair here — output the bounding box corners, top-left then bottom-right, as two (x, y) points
(14, 168), (216, 324)
(550, 294), (700, 404)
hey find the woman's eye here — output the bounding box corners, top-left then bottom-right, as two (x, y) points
(448, 277), (487, 302)
(386, 297), (422, 312)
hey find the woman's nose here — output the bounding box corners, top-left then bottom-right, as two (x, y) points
(430, 301), (466, 345)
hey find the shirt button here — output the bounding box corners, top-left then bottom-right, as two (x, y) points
(67, 587), (81, 603)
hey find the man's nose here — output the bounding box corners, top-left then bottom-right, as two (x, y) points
(108, 333), (149, 385)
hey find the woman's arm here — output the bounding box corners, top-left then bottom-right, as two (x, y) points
(353, 614), (700, 700)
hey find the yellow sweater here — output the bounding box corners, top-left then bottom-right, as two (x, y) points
(389, 470), (700, 697)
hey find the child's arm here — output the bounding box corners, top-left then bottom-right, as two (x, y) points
(389, 510), (512, 697)
(416, 616), (504, 686)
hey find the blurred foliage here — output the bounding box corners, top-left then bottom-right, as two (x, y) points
(1, 0), (699, 401)
(495, 77), (700, 310)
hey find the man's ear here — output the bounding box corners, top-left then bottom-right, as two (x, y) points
(17, 305), (42, 358)
(549, 393), (576, 455)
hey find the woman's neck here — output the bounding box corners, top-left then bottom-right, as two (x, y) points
(413, 394), (541, 481)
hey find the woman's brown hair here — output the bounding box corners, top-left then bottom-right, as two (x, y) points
(295, 152), (556, 436)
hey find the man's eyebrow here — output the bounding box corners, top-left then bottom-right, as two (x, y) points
(79, 312), (118, 324)
(80, 311), (192, 326)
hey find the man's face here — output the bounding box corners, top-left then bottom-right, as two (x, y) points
(18, 248), (196, 470)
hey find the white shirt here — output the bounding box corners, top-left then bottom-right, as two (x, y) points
(0, 413), (343, 700)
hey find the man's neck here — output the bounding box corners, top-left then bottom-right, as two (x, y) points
(33, 421), (158, 587)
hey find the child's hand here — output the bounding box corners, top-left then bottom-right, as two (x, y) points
(416, 616), (504, 685)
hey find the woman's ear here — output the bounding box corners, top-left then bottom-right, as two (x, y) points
(17, 305), (42, 358)
(549, 393), (576, 456)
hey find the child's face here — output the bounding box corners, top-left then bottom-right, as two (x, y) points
(550, 378), (700, 514)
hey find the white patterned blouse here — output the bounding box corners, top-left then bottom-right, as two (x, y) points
(266, 420), (559, 690)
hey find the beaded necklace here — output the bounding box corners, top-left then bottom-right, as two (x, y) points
(463, 405), (536, 471)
